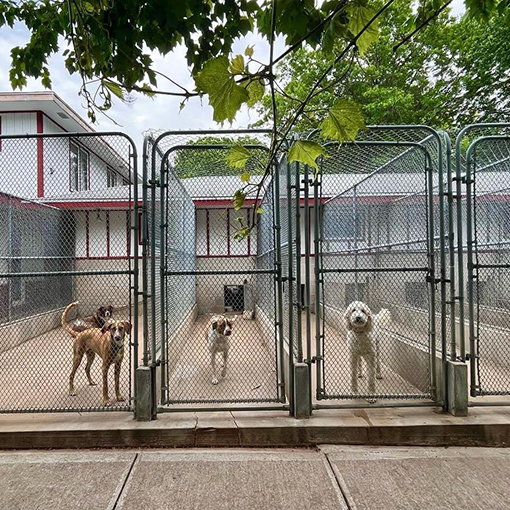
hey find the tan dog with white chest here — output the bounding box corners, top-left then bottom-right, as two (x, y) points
(62, 302), (131, 406)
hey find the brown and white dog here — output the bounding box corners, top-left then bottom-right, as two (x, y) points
(207, 315), (237, 385)
(62, 302), (131, 406)
(62, 301), (114, 335)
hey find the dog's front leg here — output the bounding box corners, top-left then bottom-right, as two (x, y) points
(350, 351), (358, 394)
(375, 337), (383, 379)
(211, 351), (219, 385)
(102, 362), (111, 406)
(114, 361), (125, 402)
(366, 353), (376, 403)
(221, 351), (228, 378)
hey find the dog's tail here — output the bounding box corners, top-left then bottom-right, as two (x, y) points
(62, 301), (79, 337)
(374, 309), (391, 327)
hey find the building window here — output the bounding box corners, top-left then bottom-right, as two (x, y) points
(107, 168), (117, 188)
(70, 143), (89, 191)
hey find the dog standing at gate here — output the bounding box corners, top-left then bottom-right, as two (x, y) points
(62, 302), (131, 406)
(343, 301), (391, 401)
(207, 315), (237, 385)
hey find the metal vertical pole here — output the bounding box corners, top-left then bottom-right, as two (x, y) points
(426, 155), (438, 400)
(437, 133), (448, 409)
(314, 164), (323, 400)
(131, 145), (139, 395)
(303, 164), (312, 410)
(295, 162), (303, 364)
(7, 196), (12, 323)
(353, 185), (359, 299)
(465, 149), (477, 397)
(160, 159), (167, 405)
(286, 160), (295, 412)
(272, 160), (287, 403)
(141, 138), (150, 366)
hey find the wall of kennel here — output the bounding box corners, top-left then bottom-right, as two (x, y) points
(454, 124), (510, 402)
(0, 132), (139, 413)
(306, 126), (450, 409)
(143, 130), (292, 413)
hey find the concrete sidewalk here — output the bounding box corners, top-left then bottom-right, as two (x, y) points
(1, 446), (510, 510)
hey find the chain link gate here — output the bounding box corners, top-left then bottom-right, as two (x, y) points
(308, 126), (447, 407)
(143, 130), (289, 412)
(455, 124), (510, 400)
(0, 132), (139, 413)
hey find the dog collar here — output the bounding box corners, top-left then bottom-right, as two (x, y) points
(111, 341), (123, 354)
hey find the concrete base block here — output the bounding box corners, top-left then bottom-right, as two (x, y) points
(135, 366), (154, 421)
(447, 360), (468, 417)
(293, 363), (311, 419)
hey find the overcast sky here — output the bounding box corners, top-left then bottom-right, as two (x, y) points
(0, 0), (466, 149)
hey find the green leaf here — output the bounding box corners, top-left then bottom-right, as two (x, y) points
(226, 145), (252, 169)
(230, 54), (245, 74)
(322, 12), (348, 55)
(256, 207), (264, 215)
(241, 171), (250, 183)
(320, 99), (365, 143)
(103, 80), (124, 100)
(195, 56), (249, 123)
(245, 45), (254, 57)
(233, 189), (247, 210)
(245, 78), (265, 107)
(288, 141), (327, 170)
(346, 4), (379, 55)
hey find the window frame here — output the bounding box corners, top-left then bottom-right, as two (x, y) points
(69, 141), (90, 192)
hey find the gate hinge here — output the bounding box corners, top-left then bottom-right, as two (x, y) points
(148, 179), (160, 187)
(466, 353), (479, 360)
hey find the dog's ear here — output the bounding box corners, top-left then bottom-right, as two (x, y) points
(98, 306), (105, 315)
(108, 305), (114, 314)
(211, 318), (219, 330)
(123, 321), (132, 335)
(101, 321), (113, 334)
(344, 305), (353, 331)
(365, 309), (374, 332)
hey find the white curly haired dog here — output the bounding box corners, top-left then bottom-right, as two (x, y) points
(344, 301), (391, 400)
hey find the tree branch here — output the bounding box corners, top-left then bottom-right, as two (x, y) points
(393, 0), (453, 52)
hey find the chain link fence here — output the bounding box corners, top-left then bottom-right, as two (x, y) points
(0, 133), (138, 412)
(312, 127), (445, 403)
(144, 130), (285, 407)
(457, 125), (510, 397)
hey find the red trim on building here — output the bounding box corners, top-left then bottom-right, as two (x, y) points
(206, 209), (210, 256)
(47, 200), (137, 209)
(246, 208), (251, 256)
(36, 111), (44, 197)
(126, 211), (131, 256)
(85, 211), (90, 258)
(197, 255), (252, 259)
(106, 211), (110, 257)
(194, 199), (259, 207)
(227, 208), (231, 256)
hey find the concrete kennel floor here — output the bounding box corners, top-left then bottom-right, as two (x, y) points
(0, 320), (141, 412)
(165, 315), (280, 404)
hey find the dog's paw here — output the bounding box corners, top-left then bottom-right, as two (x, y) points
(357, 373), (363, 378)
(376, 374), (383, 380)
(69, 391), (76, 397)
(366, 398), (377, 404)
(89, 381), (97, 386)
(221, 368), (226, 378)
(211, 378), (219, 385)
(116, 394), (126, 402)
(103, 399), (112, 407)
